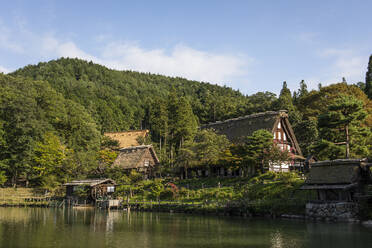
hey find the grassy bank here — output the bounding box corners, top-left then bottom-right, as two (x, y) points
(0, 172), (314, 216)
(0, 188), (57, 207)
(116, 172), (314, 216)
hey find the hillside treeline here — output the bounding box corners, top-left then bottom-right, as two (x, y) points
(0, 56), (371, 187)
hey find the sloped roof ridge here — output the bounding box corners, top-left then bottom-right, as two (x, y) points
(203, 110), (283, 127)
(64, 178), (115, 186)
(311, 158), (369, 167)
(104, 129), (149, 135)
(119, 144), (154, 151)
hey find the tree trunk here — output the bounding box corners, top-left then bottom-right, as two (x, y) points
(345, 125), (350, 158)
(159, 135), (162, 151)
(12, 171), (17, 188)
(170, 144), (173, 167)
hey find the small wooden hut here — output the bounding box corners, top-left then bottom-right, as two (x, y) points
(112, 145), (160, 179)
(301, 159), (372, 202)
(64, 179), (116, 203)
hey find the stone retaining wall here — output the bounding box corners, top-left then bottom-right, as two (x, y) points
(306, 202), (358, 222)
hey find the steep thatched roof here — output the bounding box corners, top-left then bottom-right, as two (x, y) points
(64, 179), (116, 186)
(104, 130), (149, 148)
(202, 111), (279, 139)
(112, 145), (159, 170)
(304, 159), (372, 185)
(201, 110), (302, 156)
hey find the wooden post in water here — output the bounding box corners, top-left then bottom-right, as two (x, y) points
(126, 195), (130, 212)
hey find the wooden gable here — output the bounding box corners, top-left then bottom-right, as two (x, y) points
(272, 114), (302, 156)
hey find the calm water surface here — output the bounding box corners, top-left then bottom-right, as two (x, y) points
(0, 208), (371, 248)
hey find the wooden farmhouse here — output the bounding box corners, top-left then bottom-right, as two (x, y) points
(201, 110), (304, 172)
(64, 179), (116, 203)
(301, 159), (372, 202)
(112, 145), (160, 179)
(104, 130), (149, 148)
(104, 130), (161, 178)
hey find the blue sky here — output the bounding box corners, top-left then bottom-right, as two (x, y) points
(0, 0), (371, 94)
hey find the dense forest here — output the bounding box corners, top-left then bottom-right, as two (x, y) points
(0, 56), (371, 188)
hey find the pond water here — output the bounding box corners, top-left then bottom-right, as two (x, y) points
(0, 208), (371, 248)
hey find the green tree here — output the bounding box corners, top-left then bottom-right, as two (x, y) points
(193, 129), (230, 165)
(297, 83), (372, 126)
(148, 179), (164, 201)
(275, 81), (301, 125)
(175, 146), (196, 179)
(0, 171), (7, 186)
(293, 118), (318, 156)
(149, 97), (169, 159)
(94, 149), (118, 177)
(317, 95), (368, 158)
(243, 130), (290, 173)
(276, 82), (293, 110)
(246, 91), (277, 114)
(366, 55), (372, 99)
(32, 132), (72, 187)
(175, 129), (230, 178)
(293, 80), (309, 105)
(168, 94), (198, 150)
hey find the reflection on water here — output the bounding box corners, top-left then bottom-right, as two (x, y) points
(0, 208), (371, 248)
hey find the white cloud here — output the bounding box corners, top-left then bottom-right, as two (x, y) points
(295, 32), (319, 44)
(37, 35), (249, 84)
(0, 21), (24, 53)
(35, 35), (249, 84)
(0, 65), (10, 74)
(100, 42), (247, 83)
(41, 36), (98, 62)
(0, 18), (250, 86)
(286, 48), (367, 92)
(316, 48), (366, 84)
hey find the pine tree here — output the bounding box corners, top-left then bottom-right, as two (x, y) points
(276, 81), (301, 125)
(298, 80), (309, 98)
(278, 81), (292, 109)
(293, 80), (308, 105)
(317, 95), (368, 158)
(365, 55), (372, 99)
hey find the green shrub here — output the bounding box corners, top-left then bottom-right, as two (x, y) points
(0, 171), (7, 186)
(160, 188), (175, 200)
(129, 170), (143, 183)
(148, 179), (164, 201)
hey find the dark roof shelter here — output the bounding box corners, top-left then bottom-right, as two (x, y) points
(301, 159), (372, 202)
(64, 179), (116, 202)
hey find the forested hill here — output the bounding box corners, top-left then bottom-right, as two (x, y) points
(12, 58), (276, 133)
(1, 56), (371, 187)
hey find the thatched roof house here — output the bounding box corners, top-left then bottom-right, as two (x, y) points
(201, 111), (302, 154)
(104, 130), (149, 148)
(301, 159), (372, 201)
(201, 111), (303, 172)
(112, 145), (159, 178)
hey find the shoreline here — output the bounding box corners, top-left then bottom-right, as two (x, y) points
(0, 203), (372, 225)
